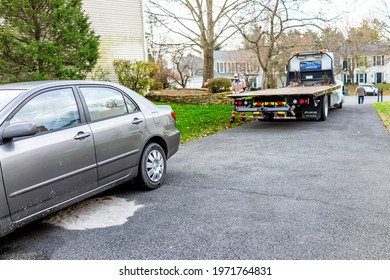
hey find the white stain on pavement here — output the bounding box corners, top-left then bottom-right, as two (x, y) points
(43, 196), (144, 230)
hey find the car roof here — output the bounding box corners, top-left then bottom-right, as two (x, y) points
(362, 84), (376, 86)
(0, 80), (116, 91)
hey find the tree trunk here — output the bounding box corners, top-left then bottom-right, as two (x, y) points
(202, 0), (215, 87)
(262, 68), (269, 90)
(203, 46), (214, 87)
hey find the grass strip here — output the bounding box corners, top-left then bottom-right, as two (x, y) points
(159, 103), (251, 144)
(373, 101), (390, 133)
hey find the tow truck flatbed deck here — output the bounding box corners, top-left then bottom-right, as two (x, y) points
(227, 85), (340, 98)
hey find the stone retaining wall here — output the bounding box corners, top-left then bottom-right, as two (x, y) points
(145, 91), (232, 105)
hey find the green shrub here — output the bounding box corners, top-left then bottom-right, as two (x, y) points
(113, 60), (158, 95)
(151, 81), (164, 90)
(208, 77), (231, 93)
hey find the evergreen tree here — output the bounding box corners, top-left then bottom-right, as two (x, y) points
(0, 0), (100, 83)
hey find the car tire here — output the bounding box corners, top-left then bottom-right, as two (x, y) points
(137, 142), (166, 190)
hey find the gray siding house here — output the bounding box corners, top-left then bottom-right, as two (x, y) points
(184, 50), (263, 89)
(83, 0), (148, 81)
(214, 50), (263, 89)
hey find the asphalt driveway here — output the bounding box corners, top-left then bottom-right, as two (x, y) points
(1, 95), (390, 260)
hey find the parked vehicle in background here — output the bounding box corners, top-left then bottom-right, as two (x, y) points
(362, 84), (379, 96)
(0, 80), (180, 237)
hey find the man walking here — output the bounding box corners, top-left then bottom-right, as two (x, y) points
(356, 84), (366, 104)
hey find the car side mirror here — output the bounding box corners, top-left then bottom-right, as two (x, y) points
(2, 121), (38, 141)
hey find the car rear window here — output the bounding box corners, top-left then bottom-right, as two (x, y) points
(0, 90), (25, 111)
(79, 87), (128, 122)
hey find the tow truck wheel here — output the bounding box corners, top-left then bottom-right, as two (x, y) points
(319, 94), (328, 121)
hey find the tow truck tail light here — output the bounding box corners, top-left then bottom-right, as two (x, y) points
(299, 99), (309, 104)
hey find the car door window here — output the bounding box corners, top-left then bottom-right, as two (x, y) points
(80, 87), (130, 122)
(124, 94), (138, 113)
(10, 88), (80, 133)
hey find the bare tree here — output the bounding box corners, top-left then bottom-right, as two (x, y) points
(235, 0), (337, 89)
(146, 0), (249, 87)
(318, 27), (345, 54)
(146, 14), (173, 88)
(375, 0), (390, 39)
(168, 48), (202, 88)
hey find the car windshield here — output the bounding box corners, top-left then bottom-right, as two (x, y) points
(0, 89), (26, 111)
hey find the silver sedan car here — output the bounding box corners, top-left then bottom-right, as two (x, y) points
(0, 80), (180, 237)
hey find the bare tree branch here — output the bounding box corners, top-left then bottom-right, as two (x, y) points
(147, 0), (250, 85)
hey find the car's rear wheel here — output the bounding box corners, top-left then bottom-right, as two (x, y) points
(137, 142), (166, 190)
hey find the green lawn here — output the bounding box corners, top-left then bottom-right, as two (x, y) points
(160, 103), (250, 143)
(373, 101), (390, 133)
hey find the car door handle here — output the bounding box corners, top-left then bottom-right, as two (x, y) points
(132, 118), (143, 125)
(74, 132), (91, 140)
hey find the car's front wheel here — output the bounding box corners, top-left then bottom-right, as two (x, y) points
(137, 142), (166, 190)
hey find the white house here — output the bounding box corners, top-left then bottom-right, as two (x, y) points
(342, 43), (390, 84)
(82, 0), (148, 81)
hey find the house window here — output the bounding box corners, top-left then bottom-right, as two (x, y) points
(374, 55), (384, 66)
(357, 56), (367, 67)
(376, 72), (384, 83)
(252, 80), (258, 89)
(219, 62), (224, 73)
(343, 74), (352, 84)
(218, 62), (225, 73)
(356, 73), (367, 83)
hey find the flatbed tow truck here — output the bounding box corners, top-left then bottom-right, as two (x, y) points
(228, 50), (344, 121)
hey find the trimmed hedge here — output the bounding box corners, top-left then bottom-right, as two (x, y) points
(207, 77), (232, 93)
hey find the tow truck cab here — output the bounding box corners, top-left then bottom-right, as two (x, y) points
(287, 50), (335, 86)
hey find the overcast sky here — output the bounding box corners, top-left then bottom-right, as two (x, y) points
(146, 0), (388, 52)
(300, 0), (384, 27)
